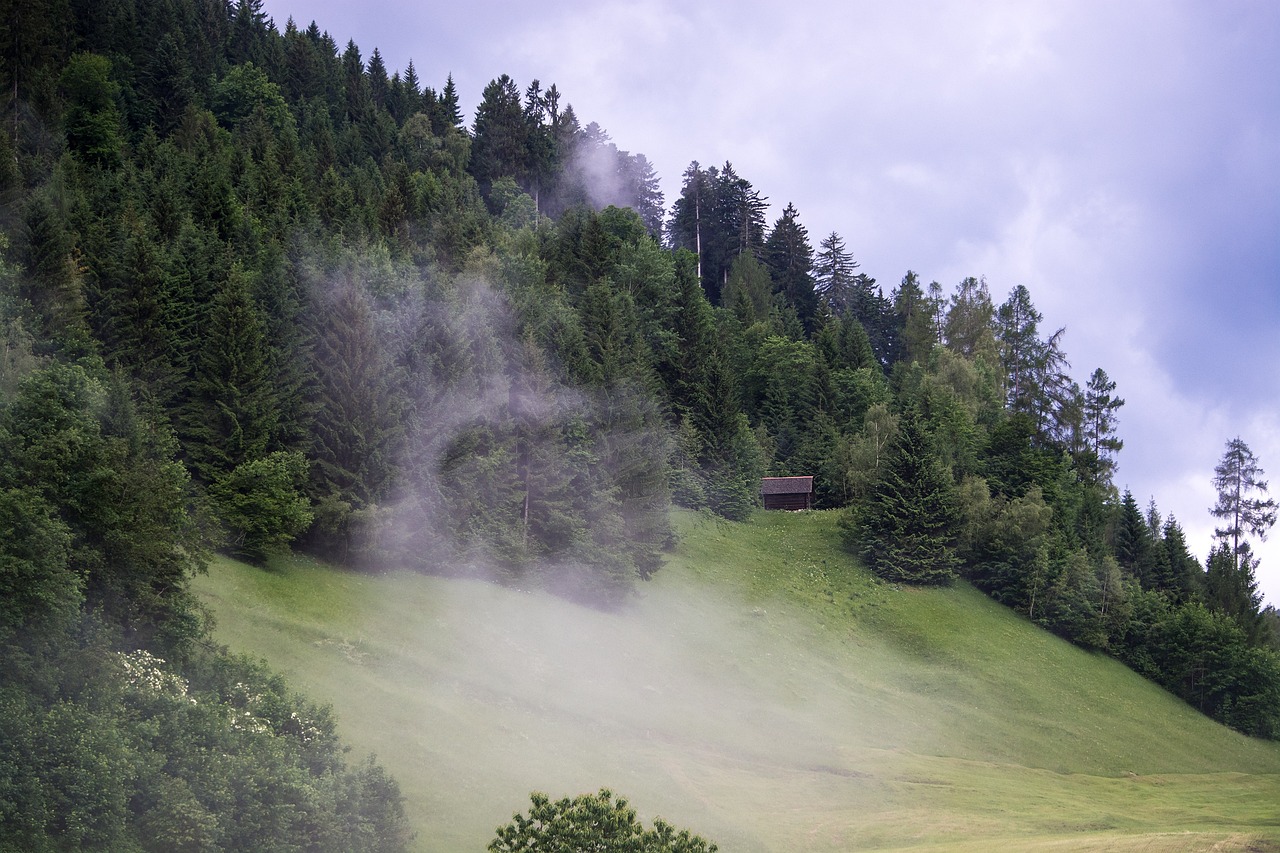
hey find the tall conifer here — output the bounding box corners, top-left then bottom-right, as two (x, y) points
(849, 411), (959, 585)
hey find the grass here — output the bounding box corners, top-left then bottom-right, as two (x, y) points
(191, 509), (1280, 852)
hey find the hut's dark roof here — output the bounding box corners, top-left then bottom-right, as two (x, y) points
(760, 476), (814, 495)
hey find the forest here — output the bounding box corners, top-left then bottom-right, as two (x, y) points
(2, 0), (1280, 848)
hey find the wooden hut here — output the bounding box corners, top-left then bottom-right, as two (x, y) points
(761, 476), (814, 511)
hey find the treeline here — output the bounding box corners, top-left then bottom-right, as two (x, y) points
(663, 155), (1280, 735)
(1, 21), (1278, 853)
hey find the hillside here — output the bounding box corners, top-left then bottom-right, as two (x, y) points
(193, 509), (1280, 852)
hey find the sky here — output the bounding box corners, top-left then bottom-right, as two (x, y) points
(260, 0), (1280, 604)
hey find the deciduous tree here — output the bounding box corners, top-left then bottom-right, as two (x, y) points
(1210, 437), (1277, 571)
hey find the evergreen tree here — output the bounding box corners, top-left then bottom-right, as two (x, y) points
(1113, 489), (1153, 584)
(1204, 542), (1265, 642)
(179, 265), (278, 484)
(847, 410), (960, 585)
(763, 202), (817, 332)
(366, 46), (389, 110)
(471, 74), (528, 199)
(18, 188), (88, 348)
(341, 39), (371, 125)
(1160, 515), (1203, 602)
(892, 270), (936, 365)
(847, 272), (898, 368)
(720, 252), (773, 326)
(996, 284), (1042, 414)
(440, 72), (464, 128)
(943, 276), (998, 364)
(90, 214), (191, 405)
(816, 314), (878, 373)
(814, 231), (858, 317)
(668, 162), (711, 285)
(667, 161), (764, 305)
(59, 52), (125, 167)
(1081, 367), (1124, 487)
(306, 277), (404, 556)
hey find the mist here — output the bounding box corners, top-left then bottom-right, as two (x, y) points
(292, 242), (674, 608)
(288, 553), (912, 850)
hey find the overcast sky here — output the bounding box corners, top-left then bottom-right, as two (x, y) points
(260, 0), (1280, 604)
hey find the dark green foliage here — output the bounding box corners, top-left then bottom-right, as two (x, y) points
(943, 276), (999, 364)
(210, 450), (314, 562)
(1159, 515), (1203, 602)
(471, 74), (528, 199)
(668, 161), (766, 305)
(0, 646), (413, 852)
(60, 52), (125, 167)
(892, 270), (937, 365)
(17, 186), (89, 348)
(1081, 367), (1123, 486)
(1, 363), (202, 647)
(764, 202), (817, 332)
(983, 412), (1066, 501)
(1203, 543), (1265, 642)
(0, 486), (78, 643)
(490, 789), (717, 852)
(1117, 593), (1280, 739)
(180, 264), (279, 484)
(0, 362), (409, 849)
(847, 411), (960, 585)
(1113, 490), (1153, 581)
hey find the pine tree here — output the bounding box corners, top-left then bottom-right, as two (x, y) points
(59, 52), (125, 168)
(1081, 367), (1124, 486)
(1160, 515), (1202, 602)
(667, 162), (765, 305)
(668, 162), (711, 283)
(19, 189), (88, 348)
(366, 47), (389, 110)
(720, 252), (773, 326)
(848, 410), (960, 585)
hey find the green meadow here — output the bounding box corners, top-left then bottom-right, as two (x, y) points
(192, 510), (1280, 851)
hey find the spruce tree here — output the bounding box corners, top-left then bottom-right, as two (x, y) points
(813, 231), (858, 317)
(306, 278), (404, 554)
(1113, 489), (1152, 583)
(764, 202), (817, 332)
(471, 74), (529, 199)
(848, 410), (959, 585)
(440, 73), (464, 128)
(892, 270), (936, 365)
(180, 265), (278, 484)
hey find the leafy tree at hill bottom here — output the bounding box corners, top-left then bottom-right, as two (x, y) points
(490, 789), (717, 852)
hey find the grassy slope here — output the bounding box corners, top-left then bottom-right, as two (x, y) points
(191, 510), (1280, 852)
